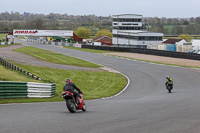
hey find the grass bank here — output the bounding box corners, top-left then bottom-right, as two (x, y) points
(0, 43), (21, 48)
(0, 64), (43, 82)
(63, 46), (115, 53)
(13, 46), (101, 68)
(0, 63), (127, 104)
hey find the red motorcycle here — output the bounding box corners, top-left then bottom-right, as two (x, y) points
(62, 91), (86, 113)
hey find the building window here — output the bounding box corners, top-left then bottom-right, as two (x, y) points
(113, 18), (118, 21)
(137, 36), (162, 41)
(113, 34), (162, 41)
(113, 26), (118, 29)
(118, 26), (142, 30)
(118, 18), (142, 22)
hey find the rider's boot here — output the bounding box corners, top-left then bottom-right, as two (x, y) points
(76, 96), (80, 105)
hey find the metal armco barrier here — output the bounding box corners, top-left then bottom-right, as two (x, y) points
(82, 45), (200, 61)
(0, 57), (42, 80)
(0, 81), (56, 98)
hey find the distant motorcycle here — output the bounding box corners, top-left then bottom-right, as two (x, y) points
(62, 91), (86, 113)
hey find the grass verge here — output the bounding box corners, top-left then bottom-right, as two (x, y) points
(13, 46), (101, 68)
(112, 55), (200, 69)
(63, 46), (116, 53)
(0, 63), (127, 104)
(0, 43), (21, 48)
(0, 64), (43, 82)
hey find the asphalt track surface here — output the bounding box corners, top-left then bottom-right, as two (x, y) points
(1, 39), (200, 133)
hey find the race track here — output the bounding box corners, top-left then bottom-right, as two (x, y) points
(1, 39), (200, 133)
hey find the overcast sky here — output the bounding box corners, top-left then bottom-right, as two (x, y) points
(0, 0), (199, 18)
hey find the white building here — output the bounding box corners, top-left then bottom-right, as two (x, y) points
(112, 14), (163, 47)
(191, 39), (200, 50)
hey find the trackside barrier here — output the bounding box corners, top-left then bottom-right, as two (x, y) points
(146, 44), (193, 53)
(26, 38), (82, 48)
(0, 81), (56, 98)
(82, 45), (200, 61)
(0, 42), (14, 45)
(0, 57), (42, 80)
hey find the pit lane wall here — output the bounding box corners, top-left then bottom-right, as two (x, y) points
(0, 81), (56, 98)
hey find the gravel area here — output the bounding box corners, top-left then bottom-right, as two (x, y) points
(105, 53), (200, 68)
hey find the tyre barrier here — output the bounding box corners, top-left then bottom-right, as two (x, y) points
(0, 42), (14, 45)
(0, 81), (56, 98)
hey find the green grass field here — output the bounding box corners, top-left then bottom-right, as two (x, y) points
(14, 46), (101, 68)
(0, 34), (7, 40)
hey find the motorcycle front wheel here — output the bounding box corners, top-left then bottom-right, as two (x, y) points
(66, 99), (76, 113)
(167, 86), (172, 93)
(82, 101), (87, 112)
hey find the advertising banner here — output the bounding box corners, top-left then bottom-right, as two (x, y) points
(13, 30), (73, 36)
(74, 44), (82, 48)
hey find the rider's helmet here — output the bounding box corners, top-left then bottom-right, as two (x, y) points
(66, 78), (72, 83)
(166, 76), (170, 80)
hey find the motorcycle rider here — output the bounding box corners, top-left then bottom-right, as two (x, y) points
(165, 76), (173, 89)
(63, 78), (82, 105)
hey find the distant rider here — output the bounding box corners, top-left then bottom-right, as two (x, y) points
(165, 76), (173, 89)
(63, 78), (82, 105)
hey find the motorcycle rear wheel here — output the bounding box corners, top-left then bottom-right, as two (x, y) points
(66, 99), (76, 113)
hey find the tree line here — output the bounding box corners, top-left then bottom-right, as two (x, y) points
(1, 11), (200, 37)
(143, 17), (200, 35)
(0, 12), (112, 32)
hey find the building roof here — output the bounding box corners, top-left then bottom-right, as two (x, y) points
(92, 36), (112, 42)
(113, 14), (142, 17)
(117, 30), (163, 36)
(118, 30), (148, 34)
(163, 38), (184, 44)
